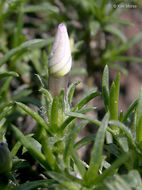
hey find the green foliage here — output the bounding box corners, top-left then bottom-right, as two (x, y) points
(84, 112), (110, 186)
(0, 39), (53, 67)
(7, 67), (142, 189)
(0, 0), (142, 189)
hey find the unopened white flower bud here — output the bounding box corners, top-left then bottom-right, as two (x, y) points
(48, 23), (72, 77)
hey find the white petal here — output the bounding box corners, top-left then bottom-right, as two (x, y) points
(49, 23), (72, 77)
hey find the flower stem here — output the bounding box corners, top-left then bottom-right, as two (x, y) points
(48, 74), (69, 96)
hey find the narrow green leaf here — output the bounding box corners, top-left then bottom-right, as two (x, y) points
(136, 88), (142, 143)
(116, 135), (129, 153)
(64, 121), (88, 166)
(0, 107), (12, 121)
(106, 175), (131, 190)
(71, 150), (86, 177)
(61, 109), (110, 133)
(11, 125), (49, 169)
(12, 179), (54, 190)
(12, 158), (29, 172)
(67, 81), (80, 106)
(102, 65), (109, 111)
(100, 0), (107, 12)
(85, 112), (110, 185)
(132, 110), (137, 136)
(40, 129), (59, 171)
(117, 32), (142, 54)
(16, 97), (41, 107)
(122, 170), (142, 189)
(73, 88), (100, 111)
(50, 91), (64, 131)
(15, 102), (50, 132)
(74, 134), (96, 150)
(108, 17), (133, 26)
(66, 112), (101, 127)
(0, 77), (12, 101)
(50, 95), (63, 131)
(11, 141), (22, 158)
(109, 120), (142, 155)
(109, 120), (133, 143)
(71, 41), (84, 54)
(12, 4), (24, 48)
(0, 43), (8, 54)
(114, 73), (120, 104)
(39, 88), (53, 102)
(109, 82), (118, 120)
(0, 71), (19, 79)
(7, 0), (26, 10)
(23, 136), (42, 154)
(40, 88), (53, 120)
(108, 63), (128, 75)
(21, 3), (59, 13)
(47, 172), (81, 190)
(60, 117), (76, 131)
(0, 38), (53, 66)
(13, 89), (32, 101)
(58, 90), (64, 126)
(106, 131), (113, 144)
(104, 25), (127, 43)
(109, 73), (120, 132)
(137, 116), (142, 144)
(77, 107), (96, 114)
(119, 109), (124, 121)
(94, 152), (132, 185)
(122, 99), (137, 123)
(29, 52), (42, 74)
(104, 144), (121, 158)
(117, 56), (142, 63)
(0, 101), (14, 113)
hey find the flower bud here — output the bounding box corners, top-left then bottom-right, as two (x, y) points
(0, 142), (12, 174)
(48, 23), (72, 77)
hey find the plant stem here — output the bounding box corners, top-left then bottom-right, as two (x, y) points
(48, 74), (69, 96)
